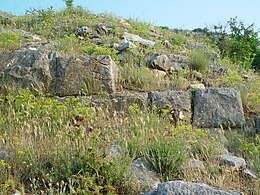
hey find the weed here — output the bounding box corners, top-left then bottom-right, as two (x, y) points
(0, 32), (23, 51)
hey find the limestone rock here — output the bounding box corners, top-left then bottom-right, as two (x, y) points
(188, 81), (205, 89)
(110, 92), (148, 112)
(118, 41), (136, 51)
(0, 42), (118, 96)
(146, 180), (242, 195)
(240, 168), (257, 180)
(218, 154), (247, 170)
(0, 42), (55, 94)
(76, 26), (92, 36)
(131, 157), (160, 192)
(0, 151), (9, 160)
(186, 159), (205, 170)
(148, 91), (192, 125)
(105, 144), (123, 162)
(148, 53), (189, 71)
(53, 55), (118, 96)
(193, 88), (245, 128)
(122, 32), (155, 47)
(151, 69), (167, 79)
(163, 40), (172, 48)
(149, 53), (170, 71)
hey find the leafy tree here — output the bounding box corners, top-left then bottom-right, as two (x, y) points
(209, 17), (259, 69)
(63, 0), (74, 9)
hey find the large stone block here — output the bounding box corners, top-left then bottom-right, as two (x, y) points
(148, 90), (192, 125)
(0, 42), (118, 96)
(193, 88), (245, 128)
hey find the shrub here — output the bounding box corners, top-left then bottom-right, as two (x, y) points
(210, 17), (258, 69)
(227, 133), (260, 177)
(0, 32), (22, 51)
(83, 44), (118, 57)
(189, 49), (211, 73)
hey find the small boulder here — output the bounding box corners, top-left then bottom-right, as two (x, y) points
(76, 26), (92, 36)
(0, 150), (9, 160)
(147, 180), (242, 195)
(188, 81), (205, 89)
(149, 53), (170, 71)
(122, 32), (155, 47)
(218, 154), (246, 170)
(163, 40), (172, 48)
(240, 168), (257, 180)
(105, 144), (123, 162)
(186, 159), (205, 170)
(131, 157), (160, 192)
(118, 41), (136, 51)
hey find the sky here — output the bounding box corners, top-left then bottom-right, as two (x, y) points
(1, 0), (260, 31)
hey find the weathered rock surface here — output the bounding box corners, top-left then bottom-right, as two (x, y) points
(240, 168), (257, 180)
(185, 159), (205, 170)
(149, 53), (170, 71)
(148, 90), (192, 125)
(148, 53), (189, 71)
(131, 157), (160, 192)
(188, 81), (205, 89)
(105, 144), (123, 162)
(110, 92), (148, 112)
(54, 55), (118, 96)
(0, 42), (55, 94)
(145, 180), (242, 195)
(218, 154), (247, 170)
(118, 41), (136, 51)
(0, 42), (118, 96)
(0, 150), (9, 160)
(122, 32), (155, 47)
(76, 26), (92, 36)
(193, 88), (245, 128)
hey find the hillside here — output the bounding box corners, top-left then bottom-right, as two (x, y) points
(0, 7), (259, 194)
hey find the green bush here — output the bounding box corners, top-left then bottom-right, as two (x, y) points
(189, 49), (211, 73)
(211, 17), (258, 69)
(227, 133), (260, 177)
(83, 44), (118, 57)
(0, 32), (22, 51)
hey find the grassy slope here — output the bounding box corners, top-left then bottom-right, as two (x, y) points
(0, 7), (259, 194)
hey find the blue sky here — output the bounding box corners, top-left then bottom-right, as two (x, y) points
(1, 0), (260, 31)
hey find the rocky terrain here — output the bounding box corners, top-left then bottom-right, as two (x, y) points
(0, 7), (259, 195)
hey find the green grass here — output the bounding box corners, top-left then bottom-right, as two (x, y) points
(1, 89), (258, 194)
